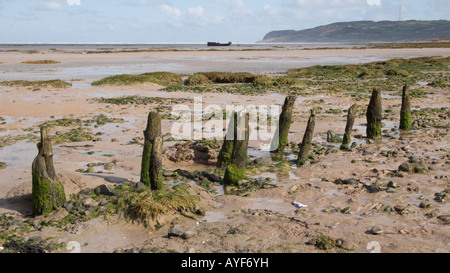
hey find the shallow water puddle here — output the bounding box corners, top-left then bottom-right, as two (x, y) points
(0, 140), (36, 168)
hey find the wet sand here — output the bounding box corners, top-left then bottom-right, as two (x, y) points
(0, 47), (449, 253)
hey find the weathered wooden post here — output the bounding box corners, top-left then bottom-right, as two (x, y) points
(399, 84), (412, 131)
(32, 126), (66, 216)
(366, 88), (382, 142)
(223, 111), (250, 186)
(140, 112), (163, 190)
(217, 111), (237, 168)
(272, 95), (296, 153)
(297, 108), (316, 166)
(340, 104), (359, 150)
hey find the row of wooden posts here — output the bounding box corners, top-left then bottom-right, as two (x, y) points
(31, 85), (412, 216)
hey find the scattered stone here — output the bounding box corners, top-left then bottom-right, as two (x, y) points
(64, 203), (74, 212)
(334, 178), (361, 185)
(419, 202), (432, 209)
(94, 184), (117, 196)
(113, 248), (125, 253)
(371, 225), (384, 235)
(253, 157), (272, 166)
(434, 192), (447, 203)
(327, 130), (342, 143)
(181, 230), (196, 240)
(98, 199), (108, 206)
(82, 198), (97, 208)
(135, 182), (145, 189)
(195, 208), (205, 216)
(437, 215), (450, 224)
(168, 226), (183, 238)
(394, 205), (408, 215)
(387, 181), (399, 188)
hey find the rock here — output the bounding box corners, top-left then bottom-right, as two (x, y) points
(98, 199), (108, 206)
(113, 248), (125, 253)
(82, 198), (97, 208)
(327, 130), (343, 143)
(394, 205), (408, 215)
(94, 184), (117, 196)
(419, 202), (432, 209)
(195, 208), (205, 216)
(130, 247), (140, 253)
(181, 230), (196, 240)
(64, 203), (74, 212)
(434, 192), (447, 203)
(437, 215), (450, 224)
(398, 162), (428, 174)
(387, 181), (399, 188)
(334, 178), (360, 185)
(168, 226), (183, 238)
(175, 169), (196, 180)
(79, 188), (93, 195)
(253, 157), (272, 166)
(201, 172), (222, 183)
(371, 225), (384, 235)
(135, 182), (145, 189)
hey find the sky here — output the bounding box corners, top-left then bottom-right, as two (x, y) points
(0, 0), (449, 43)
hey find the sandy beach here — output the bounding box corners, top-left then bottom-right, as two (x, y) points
(0, 46), (449, 253)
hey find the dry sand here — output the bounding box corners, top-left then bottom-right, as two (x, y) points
(0, 47), (449, 253)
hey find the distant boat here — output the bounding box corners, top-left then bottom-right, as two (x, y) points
(207, 42), (232, 47)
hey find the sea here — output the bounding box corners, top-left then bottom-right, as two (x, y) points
(0, 42), (353, 52)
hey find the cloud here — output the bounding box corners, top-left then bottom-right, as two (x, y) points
(67, 0), (81, 6)
(35, 1), (64, 11)
(366, 0), (381, 6)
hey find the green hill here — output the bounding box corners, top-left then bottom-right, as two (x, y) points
(261, 20), (450, 43)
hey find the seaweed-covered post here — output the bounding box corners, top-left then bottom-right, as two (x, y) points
(32, 126), (66, 216)
(140, 112), (163, 190)
(217, 111), (237, 168)
(340, 104), (359, 150)
(223, 111), (250, 186)
(272, 95), (296, 154)
(399, 84), (412, 131)
(366, 88), (382, 142)
(297, 108), (316, 166)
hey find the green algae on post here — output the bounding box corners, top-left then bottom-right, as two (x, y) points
(223, 112), (250, 186)
(297, 108), (316, 166)
(140, 112), (163, 190)
(272, 95), (296, 154)
(366, 88), (382, 142)
(340, 104), (359, 150)
(399, 84), (412, 131)
(217, 111), (237, 168)
(31, 127), (66, 216)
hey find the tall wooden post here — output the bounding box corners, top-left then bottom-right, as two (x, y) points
(32, 127), (66, 216)
(297, 108), (316, 166)
(140, 112), (163, 190)
(366, 88), (382, 142)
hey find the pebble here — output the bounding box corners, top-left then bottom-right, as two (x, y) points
(94, 184), (117, 196)
(168, 226), (183, 238)
(65, 203), (74, 212)
(394, 205), (408, 215)
(135, 182), (145, 189)
(181, 230), (196, 240)
(371, 225), (384, 235)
